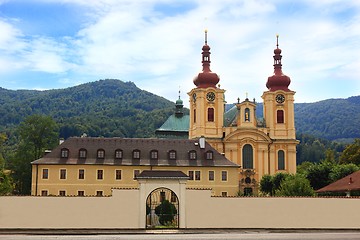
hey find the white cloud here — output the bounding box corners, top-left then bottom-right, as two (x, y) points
(0, 0), (359, 103)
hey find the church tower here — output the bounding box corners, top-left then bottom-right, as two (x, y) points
(188, 30), (225, 140)
(261, 35), (298, 173)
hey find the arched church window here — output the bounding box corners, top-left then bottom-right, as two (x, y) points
(193, 109), (196, 123)
(245, 108), (250, 122)
(277, 110), (284, 123)
(208, 108), (214, 122)
(278, 150), (285, 170)
(242, 144), (253, 169)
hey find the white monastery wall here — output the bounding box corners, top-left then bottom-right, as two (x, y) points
(0, 188), (360, 229)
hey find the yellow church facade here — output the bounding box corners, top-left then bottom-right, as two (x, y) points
(188, 33), (298, 194)
(31, 33), (297, 197)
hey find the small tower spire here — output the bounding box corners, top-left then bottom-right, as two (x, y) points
(205, 29), (208, 45)
(193, 30), (220, 88)
(266, 34), (291, 91)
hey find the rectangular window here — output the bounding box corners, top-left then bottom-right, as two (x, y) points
(221, 171), (228, 181)
(115, 170), (122, 180)
(134, 170), (140, 179)
(133, 151), (140, 159)
(193, 109), (196, 123)
(78, 191), (84, 196)
(60, 169), (66, 179)
(79, 150), (87, 158)
(97, 170), (103, 180)
(97, 150), (105, 159)
(115, 150), (122, 159)
(206, 151), (213, 160)
(277, 110), (284, 123)
(96, 191), (103, 197)
(78, 169), (85, 179)
(150, 151), (158, 160)
(42, 169), (49, 179)
(195, 171), (201, 181)
(209, 171), (215, 181)
(188, 171), (194, 180)
(59, 190), (66, 196)
(221, 191), (228, 197)
(41, 190), (48, 196)
(61, 149), (68, 158)
(189, 151), (197, 160)
(208, 108), (214, 122)
(169, 151), (176, 160)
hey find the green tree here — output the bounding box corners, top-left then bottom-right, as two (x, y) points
(305, 161), (333, 190)
(17, 115), (59, 160)
(329, 163), (359, 182)
(155, 200), (177, 226)
(272, 172), (289, 194)
(0, 133), (13, 195)
(9, 115), (58, 195)
(259, 175), (273, 196)
(339, 139), (360, 165)
(275, 174), (315, 197)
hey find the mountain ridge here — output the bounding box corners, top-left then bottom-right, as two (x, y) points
(0, 79), (359, 141)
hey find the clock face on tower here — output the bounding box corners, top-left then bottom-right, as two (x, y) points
(276, 94), (285, 104)
(206, 92), (215, 101)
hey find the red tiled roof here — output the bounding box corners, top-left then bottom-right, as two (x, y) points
(316, 170), (360, 193)
(32, 137), (239, 168)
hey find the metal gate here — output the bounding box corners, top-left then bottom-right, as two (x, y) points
(146, 188), (179, 229)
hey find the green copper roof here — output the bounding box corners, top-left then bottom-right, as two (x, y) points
(156, 114), (190, 132)
(224, 104), (238, 127)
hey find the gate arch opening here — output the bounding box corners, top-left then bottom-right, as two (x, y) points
(146, 187), (179, 229)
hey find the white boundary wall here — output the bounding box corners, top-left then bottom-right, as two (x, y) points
(1, 188), (360, 229)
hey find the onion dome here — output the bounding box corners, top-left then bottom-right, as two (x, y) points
(193, 30), (220, 88)
(175, 90), (184, 117)
(266, 35), (291, 91)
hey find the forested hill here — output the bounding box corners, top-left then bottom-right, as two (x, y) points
(0, 79), (359, 141)
(0, 79), (175, 138)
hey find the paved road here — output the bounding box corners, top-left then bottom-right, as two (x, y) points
(1, 232), (360, 240)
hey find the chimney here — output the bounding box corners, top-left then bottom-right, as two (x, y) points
(59, 138), (65, 145)
(199, 136), (205, 149)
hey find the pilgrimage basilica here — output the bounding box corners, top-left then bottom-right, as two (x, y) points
(158, 31), (298, 194)
(31, 32), (298, 197)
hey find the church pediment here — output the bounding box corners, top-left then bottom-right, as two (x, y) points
(224, 129), (271, 143)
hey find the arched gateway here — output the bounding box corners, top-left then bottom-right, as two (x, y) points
(135, 170), (189, 229)
(146, 188), (179, 229)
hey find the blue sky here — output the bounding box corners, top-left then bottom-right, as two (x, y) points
(0, 0), (359, 105)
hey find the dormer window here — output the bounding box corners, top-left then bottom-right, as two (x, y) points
(189, 150), (197, 160)
(205, 150), (213, 160)
(168, 150), (177, 160)
(115, 149), (123, 159)
(133, 150), (140, 159)
(60, 148), (69, 158)
(150, 150), (158, 160)
(79, 149), (87, 159)
(97, 149), (105, 159)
